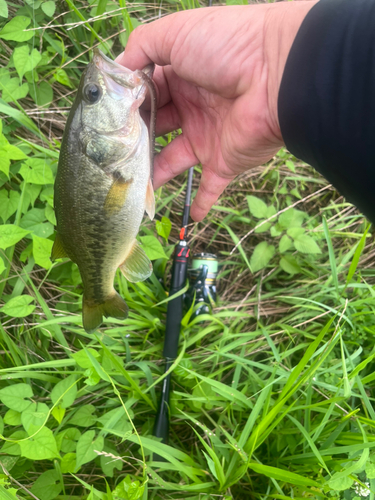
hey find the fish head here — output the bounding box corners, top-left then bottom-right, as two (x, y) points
(76, 49), (151, 137)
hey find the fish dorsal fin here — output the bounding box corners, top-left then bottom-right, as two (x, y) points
(51, 233), (69, 261)
(104, 176), (133, 217)
(145, 178), (155, 221)
(120, 240), (152, 283)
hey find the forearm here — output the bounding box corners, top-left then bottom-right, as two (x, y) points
(278, 0), (375, 224)
(264, 0), (319, 138)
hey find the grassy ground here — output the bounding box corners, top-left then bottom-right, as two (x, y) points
(1, 1), (375, 499)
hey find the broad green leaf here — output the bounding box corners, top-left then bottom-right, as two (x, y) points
(51, 405), (65, 424)
(21, 402), (49, 433)
(13, 45), (41, 80)
(54, 68), (73, 88)
(366, 461), (375, 479)
(287, 227), (305, 239)
(254, 221), (272, 234)
(156, 216), (172, 240)
(0, 455), (17, 472)
(278, 208), (306, 229)
(0, 17), (34, 42)
(0, 256), (4, 274)
(20, 426), (60, 460)
(40, 186), (54, 206)
(61, 453), (76, 473)
(293, 234), (321, 254)
(4, 409), (22, 426)
(0, 190), (20, 222)
(33, 235), (54, 269)
(76, 430), (104, 468)
(72, 348), (100, 369)
(270, 225), (282, 237)
(328, 475), (353, 491)
(0, 295), (36, 318)
(0, 225), (29, 249)
(250, 242), (275, 273)
(0, 0), (8, 18)
(279, 255), (301, 275)
(1, 430), (26, 456)
(69, 405), (96, 427)
(45, 204), (56, 225)
(19, 158), (54, 184)
(0, 485), (17, 499)
(247, 195), (268, 219)
(139, 235), (167, 260)
(97, 406), (132, 436)
(279, 235), (292, 253)
(57, 427), (81, 453)
(0, 74), (29, 103)
(84, 367), (100, 386)
(21, 182), (41, 213)
(0, 156), (9, 176)
(113, 476), (145, 500)
(20, 208), (54, 237)
(50, 374), (78, 409)
(100, 449), (123, 477)
(0, 383), (33, 411)
(41, 0), (56, 17)
(29, 81), (53, 108)
(30, 470), (62, 500)
(4, 144), (27, 160)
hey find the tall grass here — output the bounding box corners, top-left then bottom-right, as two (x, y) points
(0, 1), (374, 499)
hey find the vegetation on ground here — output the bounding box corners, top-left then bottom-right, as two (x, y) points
(0, 1), (375, 499)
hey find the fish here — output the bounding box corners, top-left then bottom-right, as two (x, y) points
(52, 49), (157, 333)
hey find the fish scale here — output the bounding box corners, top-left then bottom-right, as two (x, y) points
(53, 49), (156, 333)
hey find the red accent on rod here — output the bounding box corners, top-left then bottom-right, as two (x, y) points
(179, 228), (185, 240)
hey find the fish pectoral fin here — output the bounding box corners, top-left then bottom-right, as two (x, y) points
(51, 233), (69, 261)
(120, 240), (152, 283)
(82, 292), (128, 334)
(145, 178), (155, 221)
(104, 175), (133, 217)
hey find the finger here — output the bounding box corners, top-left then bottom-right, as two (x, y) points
(153, 134), (198, 190)
(115, 8), (227, 74)
(155, 102), (181, 136)
(115, 12), (192, 70)
(190, 167), (235, 222)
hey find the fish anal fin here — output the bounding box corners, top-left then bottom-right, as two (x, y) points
(145, 178), (155, 221)
(104, 175), (133, 217)
(51, 233), (69, 261)
(82, 292), (128, 334)
(120, 240), (152, 283)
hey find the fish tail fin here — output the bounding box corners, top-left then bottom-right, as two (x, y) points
(82, 292), (128, 334)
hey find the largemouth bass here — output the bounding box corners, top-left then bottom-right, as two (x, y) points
(53, 49), (157, 333)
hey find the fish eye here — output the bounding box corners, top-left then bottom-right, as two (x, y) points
(83, 83), (102, 104)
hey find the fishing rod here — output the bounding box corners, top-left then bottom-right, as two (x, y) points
(153, 167), (194, 444)
(153, 168), (219, 447)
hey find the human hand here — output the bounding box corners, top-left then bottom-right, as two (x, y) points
(116, 2), (317, 221)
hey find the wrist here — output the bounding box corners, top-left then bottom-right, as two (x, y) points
(264, 1), (319, 140)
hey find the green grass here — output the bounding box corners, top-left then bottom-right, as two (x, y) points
(0, 1), (375, 499)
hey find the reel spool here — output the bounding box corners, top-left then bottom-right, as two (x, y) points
(186, 252), (219, 317)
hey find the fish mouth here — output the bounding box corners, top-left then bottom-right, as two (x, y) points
(93, 49), (143, 90)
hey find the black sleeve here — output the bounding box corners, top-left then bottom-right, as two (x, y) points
(278, 0), (375, 224)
